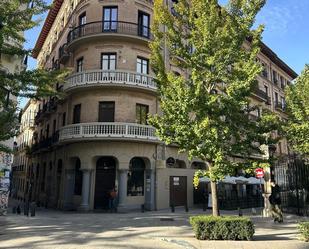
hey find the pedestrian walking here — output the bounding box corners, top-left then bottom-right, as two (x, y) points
(269, 181), (283, 223)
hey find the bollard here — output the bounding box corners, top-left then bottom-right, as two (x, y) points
(30, 202), (36, 217)
(171, 204), (175, 213)
(12, 206), (16, 214)
(185, 204), (189, 212)
(141, 204), (145, 213)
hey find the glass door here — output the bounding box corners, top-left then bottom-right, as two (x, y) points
(103, 7), (118, 32)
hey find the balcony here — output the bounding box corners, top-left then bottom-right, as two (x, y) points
(59, 43), (70, 64)
(64, 70), (157, 92)
(251, 88), (270, 104)
(67, 21), (152, 47)
(34, 98), (58, 124)
(31, 132), (59, 153)
(59, 122), (159, 143)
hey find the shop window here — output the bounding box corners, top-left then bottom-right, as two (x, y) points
(127, 158), (145, 196)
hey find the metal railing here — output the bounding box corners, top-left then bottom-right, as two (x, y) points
(59, 122), (158, 142)
(253, 88), (268, 100)
(67, 21), (152, 44)
(64, 70), (157, 91)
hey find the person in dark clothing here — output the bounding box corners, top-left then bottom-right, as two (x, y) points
(108, 187), (117, 212)
(269, 181), (283, 223)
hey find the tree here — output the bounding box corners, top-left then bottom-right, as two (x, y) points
(0, 0), (69, 152)
(285, 65), (309, 155)
(150, 0), (280, 216)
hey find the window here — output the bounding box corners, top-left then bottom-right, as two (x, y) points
(281, 96), (285, 109)
(280, 76), (285, 89)
(76, 57), (83, 72)
(62, 112), (66, 126)
(78, 12), (86, 37)
(79, 12), (86, 26)
(136, 57), (149, 74)
(272, 70), (277, 84)
(261, 63), (268, 78)
(136, 104), (149, 125)
(101, 53), (116, 70)
(264, 85), (268, 96)
(275, 92), (279, 105)
(127, 158), (145, 196)
(103, 7), (118, 31)
(98, 102), (115, 122)
(73, 104), (81, 124)
(74, 159), (83, 195)
(138, 11), (150, 38)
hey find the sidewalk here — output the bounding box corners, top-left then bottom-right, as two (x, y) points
(0, 204), (308, 249)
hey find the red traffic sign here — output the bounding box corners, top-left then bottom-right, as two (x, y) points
(255, 168), (264, 178)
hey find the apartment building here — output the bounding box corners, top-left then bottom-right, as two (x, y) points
(23, 0), (297, 211)
(11, 100), (37, 201)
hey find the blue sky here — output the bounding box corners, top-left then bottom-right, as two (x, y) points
(21, 0), (308, 106)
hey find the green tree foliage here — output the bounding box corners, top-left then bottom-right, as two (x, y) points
(285, 65), (309, 155)
(150, 0), (281, 216)
(0, 0), (69, 152)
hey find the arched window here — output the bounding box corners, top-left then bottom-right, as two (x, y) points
(127, 158), (145, 196)
(74, 159), (83, 195)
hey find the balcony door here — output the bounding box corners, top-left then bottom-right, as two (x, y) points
(101, 53), (116, 80)
(103, 7), (118, 32)
(98, 101), (115, 122)
(73, 104), (81, 124)
(138, 11), (150, 38)
(136, 57), (149, 83)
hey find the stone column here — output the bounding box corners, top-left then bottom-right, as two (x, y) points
(118, 169), (128, 207)
(79, 169), (92, 211)
(63, 169), (75, 210)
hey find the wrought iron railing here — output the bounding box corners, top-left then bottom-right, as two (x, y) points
(67, 21), (152, 44)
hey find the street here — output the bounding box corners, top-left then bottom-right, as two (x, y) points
(0, 206), (308, 249)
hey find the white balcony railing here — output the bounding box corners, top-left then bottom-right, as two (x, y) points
(59, 122), (159, 143)
(64, 70), (157, 92)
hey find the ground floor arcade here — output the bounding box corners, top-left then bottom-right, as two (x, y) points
(27, 141), (206, 211)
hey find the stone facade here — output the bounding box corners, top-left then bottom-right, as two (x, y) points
(13, 0), (297, 211)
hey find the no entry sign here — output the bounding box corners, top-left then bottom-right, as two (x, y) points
(255, 168), (264, 178)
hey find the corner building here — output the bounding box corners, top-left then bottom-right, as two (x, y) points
(31, 0), (297, 211)
(32, 0), (200, 211)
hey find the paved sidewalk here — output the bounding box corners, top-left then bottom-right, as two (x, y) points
(0, 205), (308, 249)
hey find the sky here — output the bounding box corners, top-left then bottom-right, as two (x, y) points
(21, 0), (309, 107)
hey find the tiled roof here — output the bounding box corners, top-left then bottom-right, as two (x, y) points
(32, 0), (64, 58)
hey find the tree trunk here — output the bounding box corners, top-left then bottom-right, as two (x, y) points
(210, 181), (219, 216)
